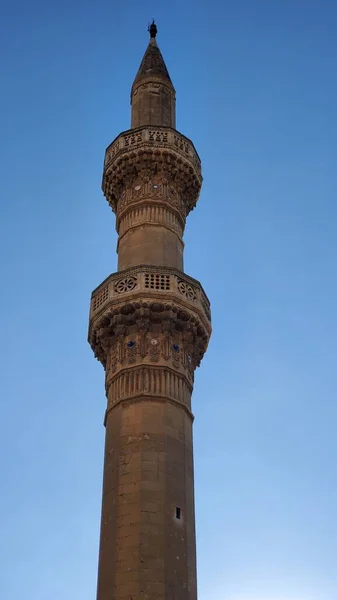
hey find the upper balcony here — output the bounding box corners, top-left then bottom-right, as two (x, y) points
(102, 126), (202, 215)
(104, 126), (201, 172)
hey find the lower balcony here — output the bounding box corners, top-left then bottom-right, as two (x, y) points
(89, 265), (211, 329)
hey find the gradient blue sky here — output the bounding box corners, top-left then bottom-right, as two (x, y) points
(1, 1), (337, 599)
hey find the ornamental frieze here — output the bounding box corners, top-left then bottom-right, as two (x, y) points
(105, 329), (197, 391)
(116, 177), (186, 221)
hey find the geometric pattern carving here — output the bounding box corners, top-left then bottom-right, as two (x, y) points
(145, 272), (170, 291)
(177, 280), (196, 300)
(92, 285), (109, 311)
(124, 131), (143, 146)
(114, 276), (137, 293)
(173, 134), (190, 154)
(149, 130), (168, 143)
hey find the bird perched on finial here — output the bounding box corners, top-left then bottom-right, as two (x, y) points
(148, 20), (157, 38)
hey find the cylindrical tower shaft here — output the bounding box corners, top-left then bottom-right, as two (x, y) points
(117, 181), (185, 271)
(97, 376), (197, 600)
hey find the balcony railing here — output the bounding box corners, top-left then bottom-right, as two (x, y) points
(104, 126), (201, 173)
(90, 266), (211, 324)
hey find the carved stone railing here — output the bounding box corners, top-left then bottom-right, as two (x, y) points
(89, 265), (211, 329)
(104, 126), (201, 172)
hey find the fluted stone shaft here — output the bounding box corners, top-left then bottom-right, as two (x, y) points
(117, 189), (184, 271)
(89, 24), (211, 600)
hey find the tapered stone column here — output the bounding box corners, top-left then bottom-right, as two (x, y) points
(88, 22), (211, 600)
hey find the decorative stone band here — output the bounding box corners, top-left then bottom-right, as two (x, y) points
(131, 78), (176, 101)
(117, 199), (185, 241)
(105, 328), (196, 388)
(102, 125), (202, 215)
(90, 265), (210, 324)
(117, 177), (187, 224)
(105, 365), (193, 416)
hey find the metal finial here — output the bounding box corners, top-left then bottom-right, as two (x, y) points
(148, 20), (157, 38)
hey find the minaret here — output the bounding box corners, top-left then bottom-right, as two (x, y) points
(88, 22), (211, 600)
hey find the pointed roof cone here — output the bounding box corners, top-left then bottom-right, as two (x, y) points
(132, 21), (174, 91)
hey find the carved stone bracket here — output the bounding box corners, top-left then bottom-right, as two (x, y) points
(88, 297), (210, 374)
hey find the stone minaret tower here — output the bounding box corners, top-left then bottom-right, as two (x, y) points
(88, 22), (211, 600)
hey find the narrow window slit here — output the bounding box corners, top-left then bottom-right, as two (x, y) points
(175, 507), (181, 520)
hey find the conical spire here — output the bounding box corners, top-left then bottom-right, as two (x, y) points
(133, 22), (173, 89)
(130, 22), (176, 129)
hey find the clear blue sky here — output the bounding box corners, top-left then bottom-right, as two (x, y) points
(1, 1), (336, 599)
